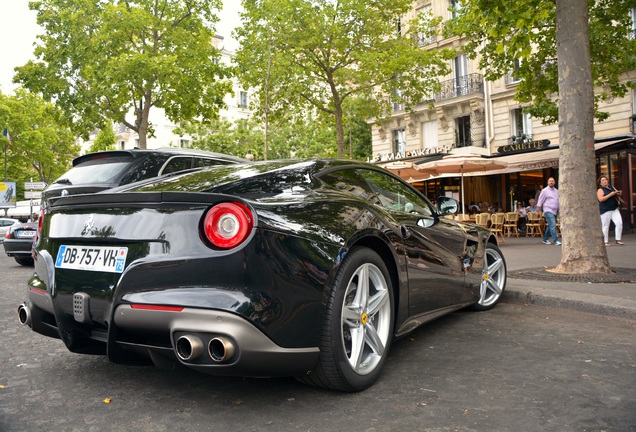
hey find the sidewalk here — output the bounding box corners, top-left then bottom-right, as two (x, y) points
(499, 232), (636, 321)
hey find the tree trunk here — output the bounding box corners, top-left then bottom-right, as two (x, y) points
(334, 102), (345, 157)
(554, 0), (611, 273)
(136, 92), (153, 150)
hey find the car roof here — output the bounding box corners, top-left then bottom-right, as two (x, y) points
(71, 147), (248, 166)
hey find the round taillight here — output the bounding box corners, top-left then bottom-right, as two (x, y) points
(203, 202), (254, 249)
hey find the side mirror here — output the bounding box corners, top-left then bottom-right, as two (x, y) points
(436, 196), (459, 216)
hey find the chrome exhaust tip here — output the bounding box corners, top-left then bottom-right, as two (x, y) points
(175, 335), (204, 361)
(18, 303), (31, 326)
(208, 336), (236, 363)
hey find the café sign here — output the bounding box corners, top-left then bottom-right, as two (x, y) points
(498, 139), (551, 155)
(369, 146), (446, 163)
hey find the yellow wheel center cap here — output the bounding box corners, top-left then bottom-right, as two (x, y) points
(483, 274), (489, 281)
(361, 312), (368, 325)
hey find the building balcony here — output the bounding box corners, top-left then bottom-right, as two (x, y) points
(436, 73), (484, 102)
(398, 73), (484, 111)
(417, 34), (438, 46)
(509, 134), (533, 145)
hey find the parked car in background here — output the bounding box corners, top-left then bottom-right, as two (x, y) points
(4, 221), (37, 266)
(42, 147), (248, 201)
(0, 218), (20, 242)
(19, 159), (507, 392)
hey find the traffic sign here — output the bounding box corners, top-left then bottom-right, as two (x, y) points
(24, 182), (47, 190)
(25, 191), (43, 199)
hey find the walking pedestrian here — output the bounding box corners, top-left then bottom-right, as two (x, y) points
(597, 175), (624, 246)
(537, 177), (560, 245)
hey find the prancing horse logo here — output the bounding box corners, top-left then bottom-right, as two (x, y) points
(81, 215), (94, 236)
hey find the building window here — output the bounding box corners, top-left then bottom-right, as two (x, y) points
(422, 120), (438, 150)
(510, 108), (533, 143)
(392, 128), (406, 155)
(630, 6), (636, 39)
(506, 58), (522, 84)
(392, 87), (405, 112)
(453, 54), (468, 97)
(455, 116), (471, 147)
(239, 91), (248, 109)
(119, 140), (125, 150)
(180, 139), (191, 148)
(449, 0), (461, 19)
(417, 6), (436, 46)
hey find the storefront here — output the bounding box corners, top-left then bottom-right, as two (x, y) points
(385, 136), (636, 231)
(595, 138), (635, 231)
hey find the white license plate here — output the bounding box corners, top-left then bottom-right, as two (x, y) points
(17, 231), (36, 238)
(55, 245), (128, 273)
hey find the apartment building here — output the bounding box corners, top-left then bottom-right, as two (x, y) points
(80, 36), (252, 154)
(372, 1), (636, 230)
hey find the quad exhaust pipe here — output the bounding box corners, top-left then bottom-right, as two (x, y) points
(175, 334), (236, 363)
(175, 335), (204, 361)
(208, 336), (235, 363)
(18, 303), (31, 326)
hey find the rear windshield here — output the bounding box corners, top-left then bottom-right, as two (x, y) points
(53, 155), (135, 186)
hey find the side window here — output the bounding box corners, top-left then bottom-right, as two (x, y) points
(194, 158), (236, 168)
(161, 157), (193, 175)
(119, 154), (168, 185)
(361, 169), (433, 216)
(320, 169), (382, 206)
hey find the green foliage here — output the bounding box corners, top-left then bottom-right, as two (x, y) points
(181, 107), (371, 161)
(0, 88), (79, 198)
(235, 0), (454, 156)
(445, 0), (636, 124)
(89, 121), (118, 153)
(15, 0), (233, 148)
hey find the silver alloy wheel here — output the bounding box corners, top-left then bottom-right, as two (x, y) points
(340, 262), (391, 375)
(479, 246), (507, 307)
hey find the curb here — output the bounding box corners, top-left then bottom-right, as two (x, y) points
(503, 283), (636, 321)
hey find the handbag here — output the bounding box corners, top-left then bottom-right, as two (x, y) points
(613, 187), (624, 205)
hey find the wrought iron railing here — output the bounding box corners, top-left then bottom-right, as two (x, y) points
(436, 73), (483, 101)
(417, 34), (438, 46)
(401, 73), (484, 109)
(508, 134), (533, 145)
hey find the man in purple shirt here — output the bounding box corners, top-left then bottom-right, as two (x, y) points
(537, 177), (560, 245)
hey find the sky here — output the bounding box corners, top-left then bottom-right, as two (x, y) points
(0, 0), (242, 94)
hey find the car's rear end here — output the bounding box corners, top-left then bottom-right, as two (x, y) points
(19, 182), (335, 376)
(3, 221), (38, 265)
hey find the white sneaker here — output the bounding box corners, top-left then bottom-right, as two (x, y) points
(542, 240), (551, 245)
(554, 240), (562, 245)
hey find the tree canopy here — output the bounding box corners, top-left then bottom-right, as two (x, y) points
(0, 88), (79, 196)
(15, 0), (233, 149)
(234, 0), (455, 157)
(181, 104), (371, 161)
(445, 0), (636, 124)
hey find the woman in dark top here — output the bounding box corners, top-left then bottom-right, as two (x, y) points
(597, 175), (624, 246)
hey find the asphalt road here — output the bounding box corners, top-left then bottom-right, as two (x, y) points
(1, 254), (635, 432)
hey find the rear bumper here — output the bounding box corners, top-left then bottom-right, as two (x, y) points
(19, 293), (320, 377)
(114, 305), (319, 376)
(3, 238), (34, 256)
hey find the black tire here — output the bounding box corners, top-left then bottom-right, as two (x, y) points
(297, 247), (394, 392)
(469, 242), (506, 311)
(15, 256), (34, 267)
